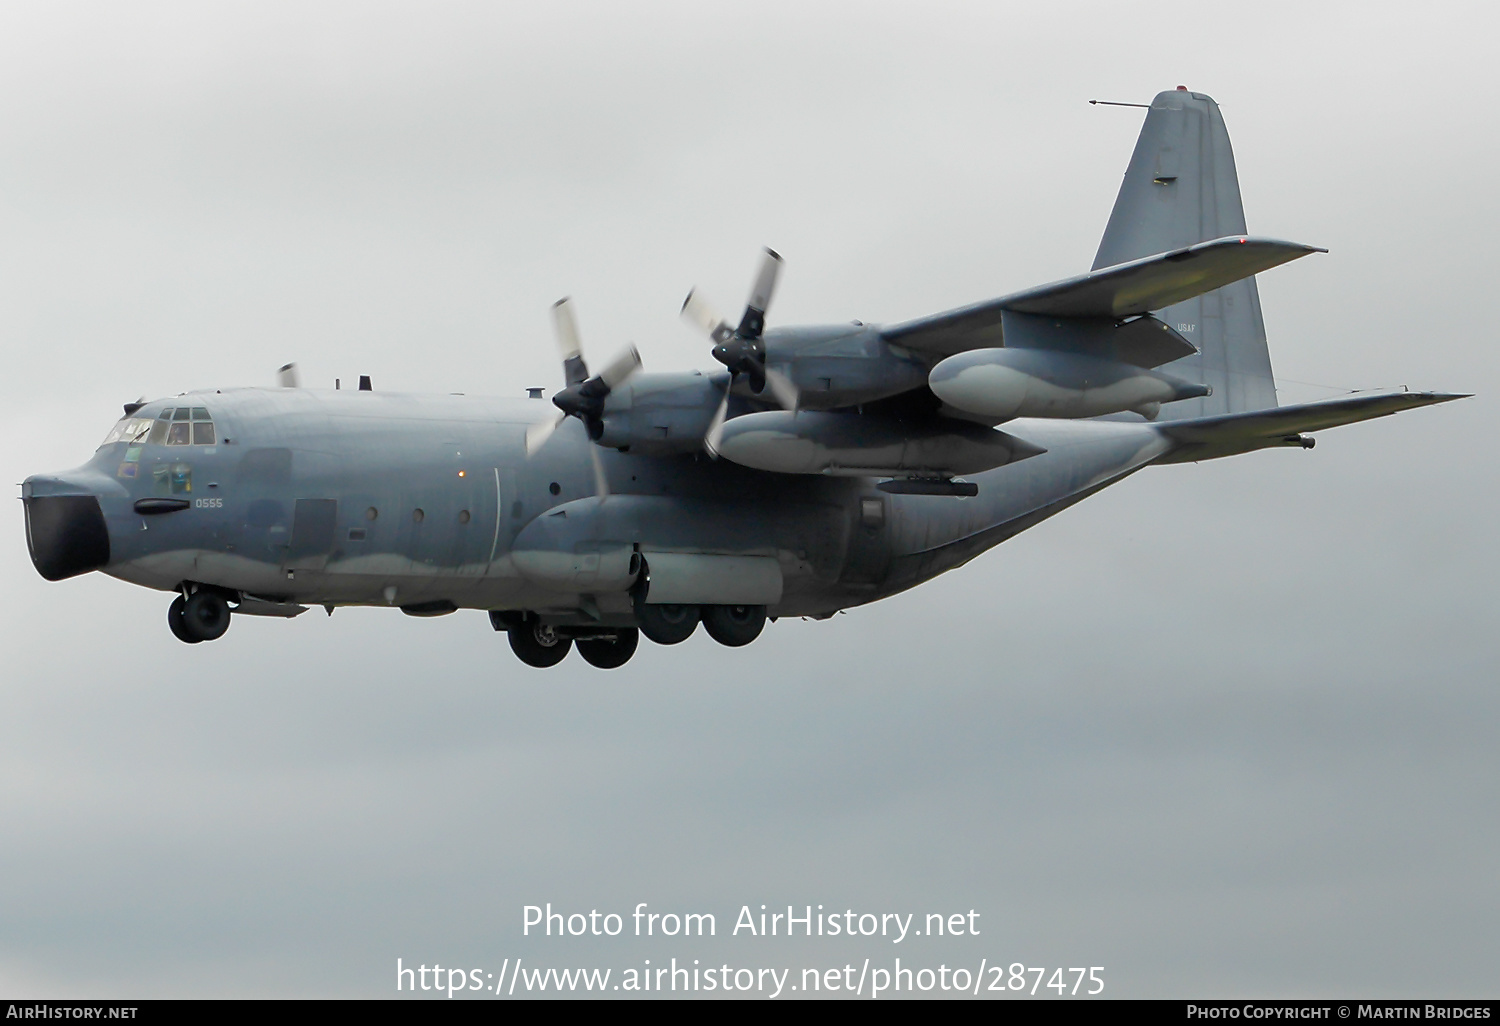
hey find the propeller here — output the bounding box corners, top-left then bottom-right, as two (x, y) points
(681, 247), (799, 456)
(524, 297), (642, 500)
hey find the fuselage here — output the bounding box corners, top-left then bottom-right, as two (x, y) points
(22, 384), (1168, 626)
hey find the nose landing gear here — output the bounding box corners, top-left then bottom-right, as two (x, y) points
(168, 590), (231, 643)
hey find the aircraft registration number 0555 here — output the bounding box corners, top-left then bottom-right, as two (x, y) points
(194, 497), (223, 509)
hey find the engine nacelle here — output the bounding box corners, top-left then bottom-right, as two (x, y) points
(593, 372), (722, 455)
(928, 347), (1210, 421)
(763, 324), (929, 410)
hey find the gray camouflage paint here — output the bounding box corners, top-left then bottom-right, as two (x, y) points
(19, 89), (1464, 635)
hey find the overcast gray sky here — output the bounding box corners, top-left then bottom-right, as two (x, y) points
(2, 0), (1496, 999)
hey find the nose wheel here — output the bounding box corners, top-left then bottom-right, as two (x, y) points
(167, 596), (200, 643)
(168, 591), (231, 643)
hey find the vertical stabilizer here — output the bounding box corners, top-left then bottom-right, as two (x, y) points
(1095, 88), (1276, 419)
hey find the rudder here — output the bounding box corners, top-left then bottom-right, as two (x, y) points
(1095, 88), (1276, 419)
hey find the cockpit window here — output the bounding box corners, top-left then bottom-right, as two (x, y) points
(101, 406), (218, 448)
(99, 417), (154, 448)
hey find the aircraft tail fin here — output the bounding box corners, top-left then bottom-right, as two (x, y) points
(1095, 88), (1275, 420)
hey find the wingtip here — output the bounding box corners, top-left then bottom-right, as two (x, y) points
(1386, 390), (1473, 407)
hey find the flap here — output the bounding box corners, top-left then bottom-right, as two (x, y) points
(999, 311), (1198, 369)
(883, 236), (1323, 357)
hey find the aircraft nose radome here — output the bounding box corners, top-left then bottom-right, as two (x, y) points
(22, 478), (111, 581)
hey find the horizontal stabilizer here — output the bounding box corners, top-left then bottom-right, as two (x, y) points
(1156, 390), (1470, 462)
(884, 236), (1322, 357)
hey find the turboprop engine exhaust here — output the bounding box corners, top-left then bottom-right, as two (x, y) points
(928, 347), (1209, 421)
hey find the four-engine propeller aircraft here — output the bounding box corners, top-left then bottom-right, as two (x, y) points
(22, 88), (1467, 669)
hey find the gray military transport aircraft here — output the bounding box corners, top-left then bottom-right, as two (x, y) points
(22, 88), (1467, 669)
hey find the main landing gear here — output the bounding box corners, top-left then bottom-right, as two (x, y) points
(167, 589), (231, 644)
(495, 603), (769, 670)
(506, 618), (640, 670)
(700, 604), (766, 647)
(634, 590), (768, 647)
(575, 631), (639, 669)
(507, 620), (573, 668)
(634, 601), (700, 645)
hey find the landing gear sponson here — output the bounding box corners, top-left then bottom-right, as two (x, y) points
(489, 603), (769, 669)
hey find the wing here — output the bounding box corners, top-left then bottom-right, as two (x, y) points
(882, 236), (1324, 358)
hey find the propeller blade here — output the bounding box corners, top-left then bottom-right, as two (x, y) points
(525, 411), (565, 456)
(703, 383), (731, 459)
(682, 289), (735, 344)
(746, 248), (782, 319)
(596, 344), (642, 391)
(277, 363), (300, 388)
(588, 443), (610, 500)
(736, 248), (782, 339)
(763, 366), (799, 411)
(551, 297), (582, 361)
(551, 297), (589, 386)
